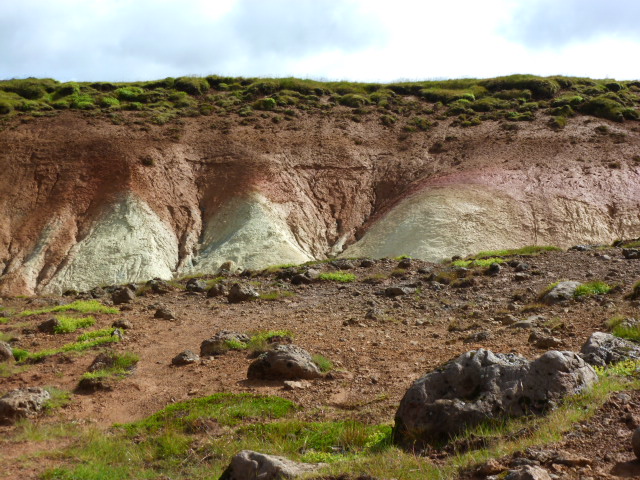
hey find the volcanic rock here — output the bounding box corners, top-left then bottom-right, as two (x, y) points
(0, 341), (13, 362)
(0, 387), (51, 424)
(247, 344), (323, 380)
(112, 287), (136, 305)
(393, 349), (597, 445)
(219, 450), (323, 480)
(227, 283), (260, 303)
(541, 281), (581, 304)
(200, 331), (250, 356)
(580, 331), (640, 366)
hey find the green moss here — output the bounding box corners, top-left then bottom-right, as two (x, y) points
(318, 272), (356, 283)
(312, 354), (334, 373)
(53, 315), (96, 334)
(20, 300), (118, 317)
(574, 281), (612, 297)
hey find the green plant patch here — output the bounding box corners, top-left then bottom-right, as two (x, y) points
(20, 300), (118, 317)
(18, 328), (119, 362)
(246, 330), (294, 353)
(612, 324), (640, 342)
(0, 316), (9, 324)
(471, 245), (561, 259)
(53, 315), (96, 334)
(258, 290), (295, 301)
(574, 281), (612, 297)
(452, 257), (505, 268)
(0, 362), (28, 378)
(43, 386), (72, 411)
(121, 393), (297, 434)
(595, 359), (640, 377)
(312, 354), (334, 373)
(81, 351), (139, 381)
(318, 272), (356, 283)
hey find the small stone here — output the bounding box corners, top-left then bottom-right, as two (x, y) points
(514, 273), (530, 282)
(154, 307), (176, 320)
(487, 262), (502, 276)
(207, 283), (226, 297)
(247, 344), (322, 380)
(112, 287), (136, 305)
(185, 278), (207, 292)
(385, 286), (415, 297)
(478, 458), (507, 476)
(200, 331), (250, 356)
(0, 341), (13, 362)
(359, 259), (374, 268)
(541, 281), (581, 305)
(632, 427), (640, 459)
(112, 319), (132, 329)
(283, 380), (308, 390)
(291, 274), (312, 285)
(505, 465), (552, 480)
(397, 258), (412, 269)
(0, 387), (51, 424)
(227, 283), (260, 303)
(38, 317), (61, 333)
(220, 450), (323, 480)
(172, 350), (199, 366)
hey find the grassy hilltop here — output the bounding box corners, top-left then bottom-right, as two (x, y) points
(0, 74), (639, 129)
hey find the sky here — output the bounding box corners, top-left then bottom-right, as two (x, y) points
(1, 0), (639, 82)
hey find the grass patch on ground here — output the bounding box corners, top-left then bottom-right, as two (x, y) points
(220, 330), (295, 354)
(20, 300), (118, 317)
(470, 245), (561, 259)
(258, 290), (295, 301)
(574, 280), (613, 297)
(318, 272), (356, 283)
(0, 362), (28, 378)
(43, 386), (72, 412)
(52, 315), (96, 334)
(312, 354), (334, 373)
(0, 316), (9, 324)
(452, 257), (505, 268)
(16, 328), (119, 362)
(81, 351), (140, 381)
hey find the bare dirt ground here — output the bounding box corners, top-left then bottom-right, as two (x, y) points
(2, 247), (640, 478)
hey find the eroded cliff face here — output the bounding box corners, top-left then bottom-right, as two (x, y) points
(1, 110), (639, 294)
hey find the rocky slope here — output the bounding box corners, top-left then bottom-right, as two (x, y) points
(1, 107), (640, 295)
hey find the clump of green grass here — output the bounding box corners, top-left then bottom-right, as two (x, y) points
(258, 290), (295, 301)
(471, 245), (561, 259)
(43, 387), (72, 412)
(318, 272), (356, 283)
(247, 330), (294, 353)
(0, 362), (28, 378)
(452, 257), (505, 268)
(52, 315), (96, 334)
(81, 351), (139, 381)
(626, 280), (640, 300)
(312, 354), (334, 373)
(122, 393), (297, 434)
(0, 316), (9, 324)
(574, 280), (612, 297)
(18, 328), (119, 362)
(608, 316), (640, 342)
(20, 300), (118, 317)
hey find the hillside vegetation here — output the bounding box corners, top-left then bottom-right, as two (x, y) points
(0, 74), (639, 128)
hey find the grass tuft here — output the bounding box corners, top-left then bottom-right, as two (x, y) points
(318, 272), (356, 283)
(574, 280), (612, 297)
(20, 300), (118, 317)
(52, 315), (96, 334)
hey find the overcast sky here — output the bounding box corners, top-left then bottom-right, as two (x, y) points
(1, 0), (639, 82)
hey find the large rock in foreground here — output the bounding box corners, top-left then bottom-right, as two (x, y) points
(0, 387), (51, 424)
(247, 345), (322, 380)
(219, 450), (323, 480)
(580, 331), (640, 366)
(393, 349), (597, 446)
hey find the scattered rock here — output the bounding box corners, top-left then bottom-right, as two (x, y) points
(504, 465), (552, 480)
(247, 344), (323, 380)
(112, 319), (132, 329)
(365, 308), (382, 321)
(580, 331), (640, 366)
(514, 273), (530, 282)
(227, 283), (260, 303)
(0, 387), (51, 424)
(38, 317), (61, 333)
(514, 262), (530, 272)
(283, 380), (309, 390)
(497, 314), (519, 326)
(528, 332), (562, 349)
(393, 349), (597, 445)
(541, 281), (581, 305)
(385, 286), (415, 297)
(359, 259), (375, 268)
(397, 257), (412, 269)
(200, 331), (250, 356)
(172, 350), (199, 366)
(291, 273), (312, 285)
(217, 260), (236, 274)
(487, 262), (502, 276)
(219, 450), (323, 480)
(623, 248), (640, 259)
(0, 341), (13, 362)
(112, 287), (136, 305)
(477, 458), (507, 476)
(633, 427), (640, 459)
(185, 278), (207, 293)
(330, 259), (353, 270)
(464, 330), (492, 343)
(146, 278), (173, 295)
(207, 283), (227, 297)
(154, 306), (176, 320)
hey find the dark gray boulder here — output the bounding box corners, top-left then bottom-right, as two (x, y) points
(207, 283), (227, 297)
(541, 281), (581, 304)
(247, 345), (323, 380)
(219, 450), (323, 480)
(186, 278), (207, 292)
(580, 331), (640, 366)
(112, 286), (136, 305)
(200, 331), (250, 356)
(393, 349), (597, 446)
(38, 317), (61, 333)
(0, 387), (51, 424)
(227, 283), (260, 303)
